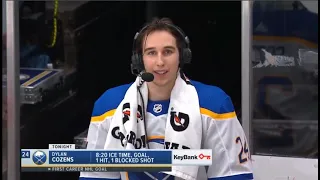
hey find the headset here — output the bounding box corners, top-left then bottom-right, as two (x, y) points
(131, 23), (192, 76)
(131, 22), (192, 149)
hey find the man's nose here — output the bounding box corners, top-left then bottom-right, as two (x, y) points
(156, 53), (165, 66)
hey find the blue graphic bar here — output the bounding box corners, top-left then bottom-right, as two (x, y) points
(24, 150), (172, 165)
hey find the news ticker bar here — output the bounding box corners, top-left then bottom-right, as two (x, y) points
(21, 148), (212, 172)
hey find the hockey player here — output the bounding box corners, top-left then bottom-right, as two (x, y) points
(79, 17), (253, 180)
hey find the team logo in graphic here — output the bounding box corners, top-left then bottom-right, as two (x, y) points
(153, 104), (162, 113)
(122, 103), (143, 124)
(32, 150), (47, 165)
(170, 108), (190, 132)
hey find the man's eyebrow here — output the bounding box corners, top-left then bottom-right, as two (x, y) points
(163, 46), (176, 50)
(143, 46), (177, 53)
(143, 47), (155, 52)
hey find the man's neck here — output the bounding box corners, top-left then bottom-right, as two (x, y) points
(147, 81), (175, 101)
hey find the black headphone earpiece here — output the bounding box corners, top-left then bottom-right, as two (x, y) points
(131, 52), (144, 76)
(181, 36), (192, 64)
(131, 23), (192, 76)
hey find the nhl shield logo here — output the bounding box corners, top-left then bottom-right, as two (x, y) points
(153, 104), (162, 113)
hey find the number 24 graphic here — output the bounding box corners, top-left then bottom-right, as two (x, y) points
(235, 136), (250, 164)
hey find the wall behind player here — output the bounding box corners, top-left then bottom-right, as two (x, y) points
(154, 1), (242, 115)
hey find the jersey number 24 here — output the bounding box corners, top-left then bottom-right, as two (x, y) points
(235, 136), (251, 164)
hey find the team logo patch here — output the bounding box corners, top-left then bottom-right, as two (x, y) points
(170, 108), (190, 132)
(153, 104), (162, 113)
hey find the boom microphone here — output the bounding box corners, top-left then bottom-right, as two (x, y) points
(137, 72), (153, 149)
(141, 72), (154, 82)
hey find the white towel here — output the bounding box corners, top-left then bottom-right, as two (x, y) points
(104, 72), (202, 180)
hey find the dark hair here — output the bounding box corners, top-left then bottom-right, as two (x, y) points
(134, 17), (186, 55)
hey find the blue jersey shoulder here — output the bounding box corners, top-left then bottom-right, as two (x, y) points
(91, 81), (235, 117)
(92, 83), (132, 117)
(191, 80), (235, 114)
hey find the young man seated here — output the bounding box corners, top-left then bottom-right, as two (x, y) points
(79, 17), (253, 180)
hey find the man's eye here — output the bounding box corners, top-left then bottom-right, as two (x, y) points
(146, 51), (156, 55)
(163, 50), (173, 55)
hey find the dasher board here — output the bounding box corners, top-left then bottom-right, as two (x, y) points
(3, 68), (61, 86)
(2, 68), (64, 104)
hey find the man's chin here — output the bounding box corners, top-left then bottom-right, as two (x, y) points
(151, 80), (171, 87)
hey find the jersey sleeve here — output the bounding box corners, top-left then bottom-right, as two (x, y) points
(203, 96), (254, 180)
(79, 103), (121, 180)
(79, 85), (131, 180)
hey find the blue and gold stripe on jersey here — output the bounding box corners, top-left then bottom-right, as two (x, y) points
(90, 80), (237, 123)
(193, 81), (237, 120)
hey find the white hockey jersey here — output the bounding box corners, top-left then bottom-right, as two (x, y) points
(79, 80), (253, 180)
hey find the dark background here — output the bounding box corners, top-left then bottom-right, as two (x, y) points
(17, 1), (241, 180)
(75, 1), (241, 106)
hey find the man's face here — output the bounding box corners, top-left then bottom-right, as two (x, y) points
(142, 30), (180, 87)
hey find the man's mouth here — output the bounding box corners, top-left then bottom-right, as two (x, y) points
(154, 70), (168, 75)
